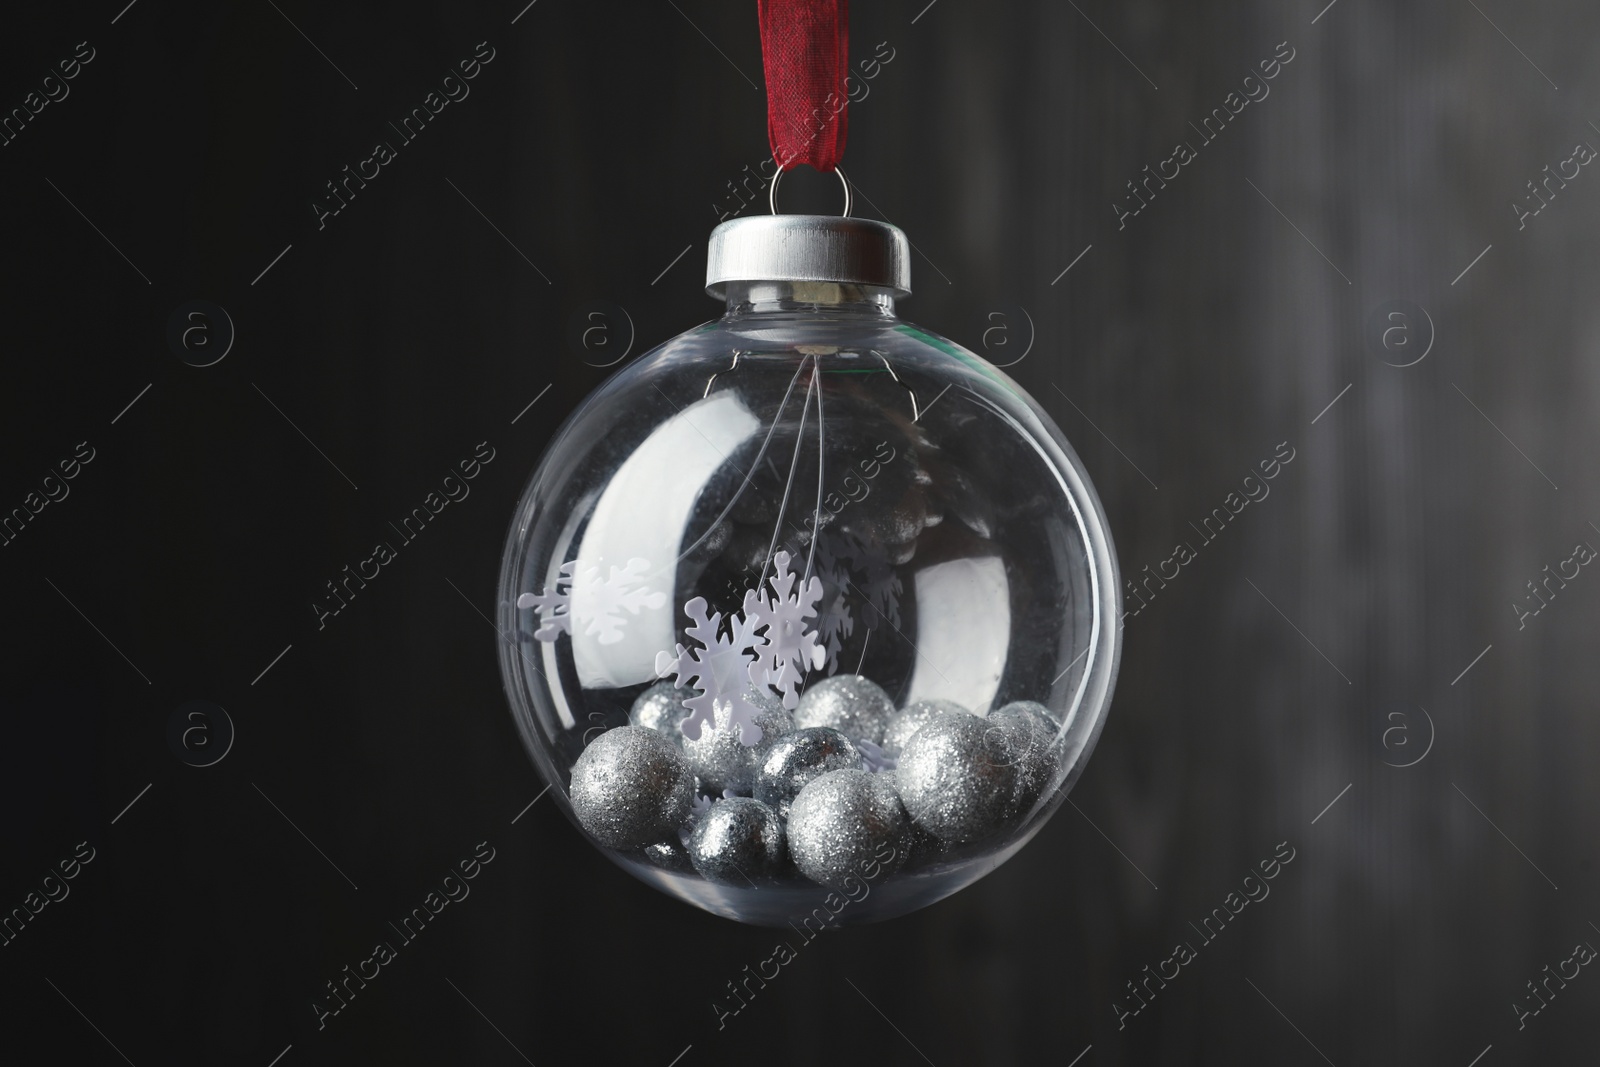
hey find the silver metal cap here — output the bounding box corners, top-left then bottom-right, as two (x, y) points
(705, 215), (912, 299)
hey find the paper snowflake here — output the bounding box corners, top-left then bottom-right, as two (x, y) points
(654, 602), (770, 745)
(574, 557), (667, 644)
(519, 557), (666, 645)
(857, 739), (896, 774)
(745, 656), (793, 699)
(743, 550), (825, 709)
(517, 560), (575, 641)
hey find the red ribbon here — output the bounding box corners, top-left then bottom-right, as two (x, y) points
(758, 0), (849, 172)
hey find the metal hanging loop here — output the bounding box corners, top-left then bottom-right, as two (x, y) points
(769, 166), (851, 217)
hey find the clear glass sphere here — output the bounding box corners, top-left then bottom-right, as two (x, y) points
(498, 279), (1121, 925)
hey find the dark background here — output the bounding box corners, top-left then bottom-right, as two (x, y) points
(2, 0), (1597, 1064)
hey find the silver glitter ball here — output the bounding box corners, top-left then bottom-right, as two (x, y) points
(687, 797), (787, 885)
(682, 692), (794, 795)
(989, 701), (1061, 820)
(753, 727), (860, 818)
(787, 769), (910, 888)
(896, 715), (1019, 845)
(794, 674), (896, 747)
(992, 699), (1060, 735)
(569, 726), (695, 850)
(882, 698), (972, 758)
(629, 681), (694, 742)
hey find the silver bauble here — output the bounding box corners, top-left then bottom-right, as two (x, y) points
(787, 769), (910, 888)
(794, 674), (896, 747)
(991, 699), (1059, 735)
(753, 727), (860, 818)
(686, 797), (787, 885)
(629, 681), (694, 742)
(882, 698), (972, 758)
(682, 691), (794, 795)
(896, 715), (1018, 845)
(569, 726), (695, 850)
(988, 701), (1060, 821)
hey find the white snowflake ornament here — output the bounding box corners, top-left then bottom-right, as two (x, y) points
(743, 550), (825, 709)
(654, 599), (770, 745)
(517, 560), (576, 641)
(521, 557), (666, 645)
(571, 557), (667, 644)
(747, 657), (800, 706)
(856, 738), (897, 774)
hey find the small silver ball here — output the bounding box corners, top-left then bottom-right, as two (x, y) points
(687, 797), (787, 885)
(989, 701), (1061, 820)
(682, 692), (793, 794)
(992, 699), (1060, 734)
(896, 715), (1017, 845)
(787, 769), (909, 888)
(569, 726), (695, 850)
(882, 698), (971, 757)
(754, 727), (860, 818)
(629, 681), (694, 741)
(794, 674), (896, 747)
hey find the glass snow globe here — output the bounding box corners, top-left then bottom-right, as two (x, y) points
(498, 212), (1121, 926)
